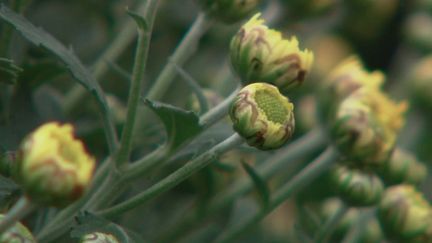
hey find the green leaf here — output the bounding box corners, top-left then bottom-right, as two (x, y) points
(126, 8), (148, 31)
(71, 212), (144, 243)
(241, 161), (270, 208)
(0, 5), (109, 110)
(144, 99), (204, 151)
(0, 57), (22, 85)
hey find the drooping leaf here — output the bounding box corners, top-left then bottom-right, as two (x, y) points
(0, 57), (22, 85)
(241, 161), (270, 208)
(71, 212), (144, 243)
(143, 99), (204, 151)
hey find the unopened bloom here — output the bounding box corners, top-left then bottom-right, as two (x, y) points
(230, 14), (314, 92)
(330, 164), (384, 206)
(0, 215), (36, 242)
(18, 122), (95, 207)
(408, 55), (432, 109)
(332, 88), (407, 166)
(229, 83), (295, 150)
(81, 232), (119, 243)
(197, 0), (261, 23)
(378, 185), (432, 242)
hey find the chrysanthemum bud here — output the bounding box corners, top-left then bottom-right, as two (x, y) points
(404, 12), (432, 52)
(230, 13), (314, 92)
(81, 232), (119, 243)
(378, 185), (432, 242)
(229, 83), (295, 150)
(332, 88), (407, 166)
(196, 0), (261, 23)
(17, 122), (95, 207)
(330, 164), (384, 206)
(0, 214), (36, 242)
(380, 148), (427, 186)
(408, 55), (432, 109)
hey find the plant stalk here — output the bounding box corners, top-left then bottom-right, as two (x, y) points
(0, 196), (36, 234)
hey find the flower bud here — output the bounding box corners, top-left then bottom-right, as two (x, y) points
(330, 164), (384, 206)
(0, 214), (36, 242)
(196, 0), (261, 23)
(407, 55), (432, 110)
(332, 88), (407, 166)
(229, 83), (295, 150)
(380, 148), (427, 186)
(404, 12), (432, 52)
(378, 185), (432, 242)
(230, 14), (314, 92)
(17, 122), (95, 207)
(81, 232), (119, 243)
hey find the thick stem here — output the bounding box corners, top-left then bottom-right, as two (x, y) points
(199, 86), (239, 128)
(97, 134), (244, 219)
(214, 146), (339, 243)
(0, 196), (36, 234)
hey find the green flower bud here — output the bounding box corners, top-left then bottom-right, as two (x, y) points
(404, 12), (432, 52)
(378, 185), (432, 242)
(407, 55), (432, 110)
(0, 214), (36, 243)
(280, 0), (337, 19)
(230, 13), (314, 92)
(380, 148), (427, 186)
(196, 0), (261, 23)
(330, 164), (384, 206)
(229, 83), (295, 150)
(81, 232), (119, 243)
(17, 122), (95, 207)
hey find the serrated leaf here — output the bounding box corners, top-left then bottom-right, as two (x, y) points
(71, 212), (144, 243)
(241, 161), (270, 208)
(0, 5), (109, 110)
(126, 8), (148, 31)
(144, 99), (204, 150)
(0, 57), (22, 85)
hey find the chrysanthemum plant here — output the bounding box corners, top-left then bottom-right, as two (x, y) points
(0, 0), (430, 242)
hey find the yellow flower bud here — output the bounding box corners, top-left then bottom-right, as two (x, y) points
(0, 214), (36, 242)
(197, 0), (261, 23)
(81, 232), (119, 243)
(230, 13), (314, 92)
(18, 122), (95, 207)
(229, 83), (295, 150)
(332, 88), (407, 166)
(378, 185), (432, 242)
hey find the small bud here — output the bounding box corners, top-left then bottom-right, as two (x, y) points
(380, 148), (427, 185)
(407, 55), (432, 110)
(378, 185), (432, 242)
(81, 232), (119, 243)
(17, 122), (95, 207)
(196, 0), (261, 23)
(229, 83), (295, 150)
(330, 164), (384, 206)
(280, 0), (337, 19)
(0, 214), (36, 242)
(332, 88), (407, 166)
(404, 13), (432, 52)
(230, 13), (314, 92)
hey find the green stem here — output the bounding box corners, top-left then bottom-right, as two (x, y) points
(199, 86), (239, 128)
(122, 145), (169, 181)
(158, 129), (326, 243)
(114, 0), (159, 169)
(214, 146), (339, 243)
(314, 204), (349, 243)
(97, 134), (244, 219)
(0, 196), (36, 234)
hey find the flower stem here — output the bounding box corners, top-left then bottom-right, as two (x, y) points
(114, 0), (159, 170)
(0, 196), (36, 234)
(314, 203), (349, 243)
(97, 134), (244, 219)
(214, 146), (339, 243)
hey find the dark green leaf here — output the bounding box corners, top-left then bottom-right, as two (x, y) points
(241, 161), (270, 208)
(0, 57), (22, 85)
(126, 8), (148, 31)
(71, 212), (144, 243)
(144, 99), (204, 150)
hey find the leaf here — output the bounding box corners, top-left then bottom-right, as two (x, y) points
(241, 161), (270, 208)
(0, 5), (109, 110)
(0, 57), (22, 85)
(143, 99), (204, 151)
(19, 60), (65, 88)
(71, 212), (144, 243)
(126, 8), (148, 31)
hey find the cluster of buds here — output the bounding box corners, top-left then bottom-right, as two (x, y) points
(230, 13), (314, 93)
(0, 214), (36, 242)
(81, 232), (119, 243)
(196, 0), (261, 23)
(17, 122), (95, 207)
(378, 185), (432, 242)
